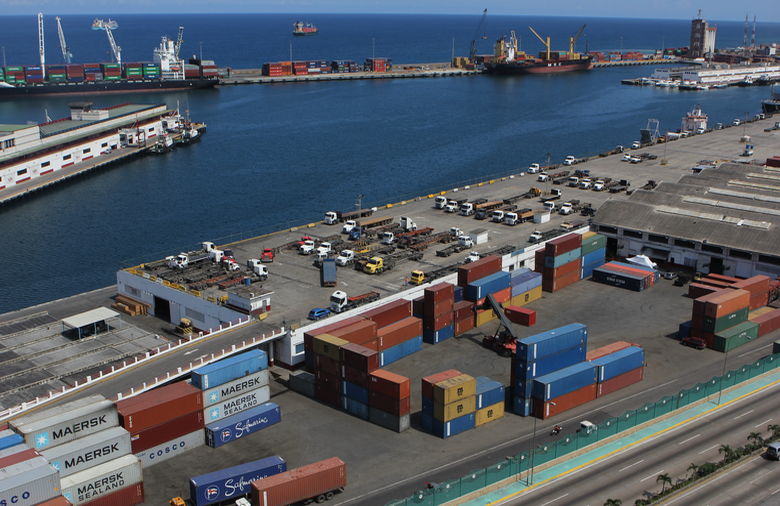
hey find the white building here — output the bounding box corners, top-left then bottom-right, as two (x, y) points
(689, 16), (716, 59)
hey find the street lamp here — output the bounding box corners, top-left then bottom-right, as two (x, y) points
(717, 336), (753, 404)
(528, 401), (555, 485)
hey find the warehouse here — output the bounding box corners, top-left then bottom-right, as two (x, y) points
(593, 162), (780, 278)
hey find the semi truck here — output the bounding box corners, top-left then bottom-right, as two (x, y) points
(324, 209), (373, 224)
(250, 457), (347, 506)
(503, 208), (534, 226)
(474, 201), (505, 220)
(330, 290), (380, 313)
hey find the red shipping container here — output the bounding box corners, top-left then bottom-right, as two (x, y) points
(425, 283), (455, 303)
(534, 250), (544, 273)
(129, 410), (204, 453)
(368, 369), (410, 399)
(377, 317), (422, 350)
(542, 270), (580, 293)
(688, 282), (721, 299)
(504, 306), (536, 326)
(82, 483), (143, 506)
(424, 298), (454, 319)
(315, 370), (341, 392)
(705, 274), (739, 284)
(368, 391), (410, 416)
(421, 369), (461, 399)
(586, 341), (636, 361)
(424, 311), (453, 331)
(329, 319), (378, 345)
(493, 287), (511, 305)
(362, 299), (412, 328)
(693, 289), (750, 319)
(453, 300), (475, 321)
(251, 457), (347, 506)
(542, 257), (581, 281)
(340, 342), (380, 372)
(597, 366), (644, 397)
(314, 354), (340, 376)
(36, 498), (72, 506)
(0, 423), (6, 431)
(730, 275), (771, 310)
(454, 316), (475, 336)
(117, 381), (203, 432)
(340, 365), (369, 387)
(304, 317), (364, 350)
(544, 233), (582, 256)
(314, 384), (340, 407)
(457, 256), (502, 286)
(533, 383), (597, 419)
(697, 278), (733, 290)
(0, 448), (39, 468)
(751, 308), (780, 336)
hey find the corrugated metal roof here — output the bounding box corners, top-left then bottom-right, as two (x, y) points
(61, 307), (119, 329)
(0, 124), (34, 133)
(38, 104), (160, 137)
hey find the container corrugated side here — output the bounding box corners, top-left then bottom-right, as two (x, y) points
(0, 457), (60, 506)
(81, 483), (143, 506)
(532, 362), (597, 401)
(203, 385), (271, 423)
(190, 456), (287, 506)
(60, 455), (142, 506)
(250, 457), (346, 506)
(0, 431), (24, 450)
(134, 429), (203, 467)
(592, 346), (645, 383)
(40, 427), (130, 478)
(0, 443), (28, 459)
(191, 349), (268, 390)
(515, 323), (588, 362)
(205, 403), (281, 448)
(117, 381), (203, 433)
(201, 370), (269, 408)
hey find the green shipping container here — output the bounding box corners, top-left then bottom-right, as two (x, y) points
(5, 66), (23, 71)
(712, 321), (759, 352)
(581, 234), (607, 256)
(701, 307), (749, 334)
(105, 76), (121, 80)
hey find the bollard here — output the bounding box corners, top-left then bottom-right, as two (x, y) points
(177, 367), (182, 373)
(143, 382), (147, 389)
(87, 376), (91, 382)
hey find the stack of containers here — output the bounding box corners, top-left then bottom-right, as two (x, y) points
(83, 64), (102, 81)
(183, 63), (201, 79)
(365, 58), (391, 72)
(60, 455), (143, 505)
(474, 376), (505, 426)
(579, 232), (607, 279)
(189, 456), (287, 506)
(0, 67), (5, 83)
(0, 452), (60, 505)
(374, 315), (422, 366)
(691, 289), (757, 351)
(340, 342), (380, 420)
(510, 324), (588, 416)
(508, 269), (542, 306)
(458, 256), (509, 327)
(100, 63), (121, 81)
(66, 64), (84, 82)
(47, 65), (67, 82)
(3, 66), (25, 84)
(117, 382), (205, 465)
(420, 370), (477, 438)
(312, 333), (351, 407)
(367, 370), (411, 432)
(541, 234), (582, 292)
(293, 61), (309, 75)
(592, 261), (656, 292)
(423, 283), (455, 344)
(532, 361), (598, 419)
(24, 65), (44, 83)
(749, 307), (780, 337)
(688, 282), (720, 299)
(262, 62), (293, 76)
(453, 300), (475, 336)
(589, 346), (645, 397)
(123, 63), (144, 80)
(193, 349), (271, 424)
(198, 60), (218, 78)
(730, 275), (771, 310)
(142, 63), (160, 79)
(331, 60), (360, 73)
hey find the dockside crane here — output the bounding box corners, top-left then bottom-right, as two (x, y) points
(93, 18), (121, 65)
(469, 8), (488, 63)
(528, 25), (551, 61)
(37, 12), (46, 80)
(568, 24), (586, 58)
(174, 25), (184, 59)
(56, 16), (72, 64)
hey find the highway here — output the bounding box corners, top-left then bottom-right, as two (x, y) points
(483, 380), (779, 506)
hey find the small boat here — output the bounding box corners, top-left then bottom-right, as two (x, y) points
(293, 21), (318, 36)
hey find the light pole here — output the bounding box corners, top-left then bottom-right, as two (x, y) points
(717, 336), (753, 404)
(528, 401), (555, 485)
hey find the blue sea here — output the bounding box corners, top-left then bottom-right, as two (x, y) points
(0, 13), (779, 313)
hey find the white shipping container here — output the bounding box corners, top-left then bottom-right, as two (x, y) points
(0, 443), (29, 459)
(469, 229), (489, 245)
(41, 426), (131, 478)
(201, 369), (269, 407)
(0, 457), (60, 506)
(203, 385), (270, 423)
(134, 429), (204, 468)
(11, 395), (117, 450)
(61, 454), (142, 506)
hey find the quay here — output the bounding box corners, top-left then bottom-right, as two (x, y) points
(219, 64), (477, 85)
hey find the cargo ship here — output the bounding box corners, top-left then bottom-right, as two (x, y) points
(293, 21), (318, 36)
(485, 26), (593, 75)
(762, 85), (780, 114)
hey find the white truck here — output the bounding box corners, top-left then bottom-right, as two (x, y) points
(341, 220), (357, 234)
(166, 254), (189, 269)
(458, 236), (475, 248)
(567, 176), (579, 187)
(563, 155), (577, 166)
(593, 180), (606, 191)
(299, 240), (316, 255)
(381, 231), (396, 245)
(460, 202), (476, 216)
(491, 209), (506, 223)
(527, 163), (541, 174)
(444, 201), (459, 213)
(399, 216), (417, 231)
(558, 202), (574, 215)
(464, 251), (481, 263)
(543, 201), (556, 212)
(335, 249), (355, 266)
(316, 242), (332, 256)
(246, 259), (269, 280)
(537, 173), (550, 182)
(324, 211), (339, 225)
(579, 179), (592, 190)
(434, 195), (448, 209)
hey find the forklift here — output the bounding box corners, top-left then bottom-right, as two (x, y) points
(474, 293), (519, 357)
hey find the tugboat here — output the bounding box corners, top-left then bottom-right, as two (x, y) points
(762, 85), (780, 114)
(292, 21), (318, 36)
(485, 25), (592, 75)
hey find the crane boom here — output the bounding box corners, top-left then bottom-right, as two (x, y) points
(174, 25), (184, 59)
(528, 26), (551, 61)
(569, 24), (586, 56)
(469, 8), (488, 62)
(37, 12), (46, 80)
(56, 16), (72, 64)
(94, 19), (122, 65)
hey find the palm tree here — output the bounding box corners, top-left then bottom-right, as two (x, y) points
(603, 500), (622, 506)
(657, 473), (672, 494)
(719, 444), (734, 463)
(747, 432), (764, 450)
(686, 462), (698, 479)
(768, 424), (780, 439)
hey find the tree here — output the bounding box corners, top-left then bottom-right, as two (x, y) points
(698, 462), (718, 477)
(747, 432), (764, 450)
(686, 462), (698, 480)
(656, 473), (672, 494)
(604, 500), (622, 506)
(719, 444), (734, 463)
(768, 424), (780, 439)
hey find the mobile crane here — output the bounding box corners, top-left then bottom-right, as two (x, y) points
(474, 293), (519, 357)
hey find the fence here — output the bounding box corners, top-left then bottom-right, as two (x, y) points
(386, 352), (779, 506)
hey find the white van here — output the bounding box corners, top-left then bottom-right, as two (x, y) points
(767, 442), (780, 461)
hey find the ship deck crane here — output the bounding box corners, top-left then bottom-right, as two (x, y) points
(528, 25), (551, 61)
(37, 12), (46, 80)
(568, 24), (586, 58)
(93, 18), (121, 66)
(56, 16), (72, 64)
(174, 25), (184, 59)
(469, 8), (488, 63)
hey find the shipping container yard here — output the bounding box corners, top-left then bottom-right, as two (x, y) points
(1, 115), (779, 505)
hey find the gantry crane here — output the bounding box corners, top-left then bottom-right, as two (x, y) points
(469, 8), (488, 63)
(56, 16), (72, 64)
(92, 18), (121, 65)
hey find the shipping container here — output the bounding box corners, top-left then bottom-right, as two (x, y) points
(361, 299), (412, 327)
(339, 343), (380, 372)
(693, 289), (750, 319)
(581, 247), (606, 266)
(133, 429), (204, 467)
(314, 384), (340, 407)
(513, 344), (587, 386)
(545, 233), (582, 256)
(465, 271), (510, 301)
(751, 308), (780, 337)
(510, 271), (542, 291)
(423, 311), (453, 332)
(81, 483), (143, 506)
(515, 323), (588, 362)
(201, 369), (269, 408)
(475, 377), (505, 409)
(288, 371), (316, 398)
(329, 320), (378, 348)
(534, 382), (597, 419)
(423, 323), (454, 344)
(368, 407), (410, 432)
(695, 307), (749, 334)
(0, 448), (39, 468)
(454, 315), (475, 336)
(40, 427), (130, 478)
(544, 248), (582, 269)
(509, 285), (543, 304)
(205, 403), (281, 448)
(10, 395), (117, 450)
(0, 430), (24, 450)
(474, 308), (497, 327)
(191, 349), (268, 390)
(0, 444), (28, 459)
(250, 457), (346, 506)
(432, 374), (477, 405)
(591, 267), (649, 292)
(60, 455), (142, 506)
(421, 370), (461, 400)
(586, 341), (635, 361)
(129, 410), (204, 454)
(379, 335), (422, 366)
(37, 497), (73, 506)
(368, 391), (410, 416)
(341, 381), (368, 404)
(368, 369), (410, 399)
(312, 334), (348, 361)
(0, 458), (60, 506)
(504, 306), (536, 326)
(532, 361), (597, 401)
(454, 285), (464, 302)
(117, 381), (203, 433)
(730, 275), (771, 309)
(190, 456), (287, 506)
(433, 396), (476, 422)
(377, 317), (422, 350)
(453, 300), (475, 321)
(711, 321), (760, 352)
(315, 370), (340, 392)
(457, 256), (502, 286)
(340, 365), (369, 387)
(580, 234), (606, 256)
(424, 284), (455, 318)
(511, 395), (533, 417)
(314, 354), (340, 376)
(421, 412), (475, 438)
(341, 396), (369, 419)
(591, 346), (645, 383)
(597, 366), (644, 397)
(475, 402), (504, 426)
(204, 385), (270, 423)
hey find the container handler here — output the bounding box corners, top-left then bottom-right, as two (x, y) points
(474, 293), (519, 357)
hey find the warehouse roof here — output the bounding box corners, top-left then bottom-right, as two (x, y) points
(593, 163), (780, 257)
(38, 104), (162, 137)
(0, 124), (33, 134)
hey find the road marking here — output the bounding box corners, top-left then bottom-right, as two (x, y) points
(618, 459), (645, 472)
(734, 409), (755, 420)
(678, 434), (700, 445)
(749, 470), (770, 484)
(698, 444), (719, 455)
(183, 348), (199, 355)
(540, 493), (568, 506)
(737, 344), (771, 357)
(754, 418), (772, 428)
(640, 470), (663, 482)
(771, 487), (780, 495)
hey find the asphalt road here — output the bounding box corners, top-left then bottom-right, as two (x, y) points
(482, 379), (779, 506)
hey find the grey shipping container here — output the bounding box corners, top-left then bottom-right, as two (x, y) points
(288, 371), (315, 398)
(134, 429), (204, 467)
(41, 426), (131, 478)
(201, 369), (269, 408)
(0, 443), (28, 459)
(203, 385), (270, 423)
(0, 457), (60, 506)
(61, 454), (142, 505)
(11, 395), (117, 450)
(368, 407), (410, 433)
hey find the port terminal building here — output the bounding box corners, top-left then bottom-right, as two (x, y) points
(0, 103), (172, 190)
(593, 163), (780, 278)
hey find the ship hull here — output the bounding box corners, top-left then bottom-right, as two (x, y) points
(292, 31), (318, 36)
(486, 58), (592, 75)
(762, 100), (780, 114)
(0, 78), (218, 98)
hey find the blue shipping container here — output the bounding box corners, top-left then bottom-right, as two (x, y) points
(341, 381), (368, 404)
(421, 396), (433, 416)
(532, 362), (597, 401)
(592, 268), (648, 292)
(465, 271), (510, 301)
(515, 324), (588, 362)
(581, 261), (605, 280)
(380, 336), (422, 366)
(475, 377), (505, 409)
(678, 320), (692, 339)
(454, 286), (464, 303)
(509, 267), (531, 278)
(423, 324), (454, 344)
(0, 431), (23, 451)
(544, 248), (582, 269)
(341, 396), (369, 419)
(421, 412), (475, 438)
(510, 271), (543, 292)
(192, 349), (268, 390)
(611, 261), (660, 281)
(189, 455), (287, 506)
(582, 248), (606, 266)
(592, 346), (645, 383)
(205, 402), (281, 448)
(511, 396), (532, 417)
(513, 344), (587, 379)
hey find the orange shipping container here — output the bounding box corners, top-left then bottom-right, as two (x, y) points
(542, 257), (581, 281)
(116, 381), (203, 432)
(421, 369), (461, 399)
(329, 319), (378, 345)
(377, 317), (422, 350)
(454, 316), (475, 336)
(368, 369), (411, 399)
(533, 382), (597, 419)
(542, 270), (580, 293)
(493, 287), (511, 304)
(586, 341), (637, 361)
(693, 289), (750, 319)
(251, 457), (347, 506)
(361, 300), (411, 327)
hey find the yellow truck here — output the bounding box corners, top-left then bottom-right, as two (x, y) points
(363, 256), (394, 274)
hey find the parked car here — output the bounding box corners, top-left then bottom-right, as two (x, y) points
(308, 307), (332, 321)
(680, 336), (706, 350)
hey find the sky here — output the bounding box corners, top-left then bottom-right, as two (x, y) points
(0, 0), (778, 22)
